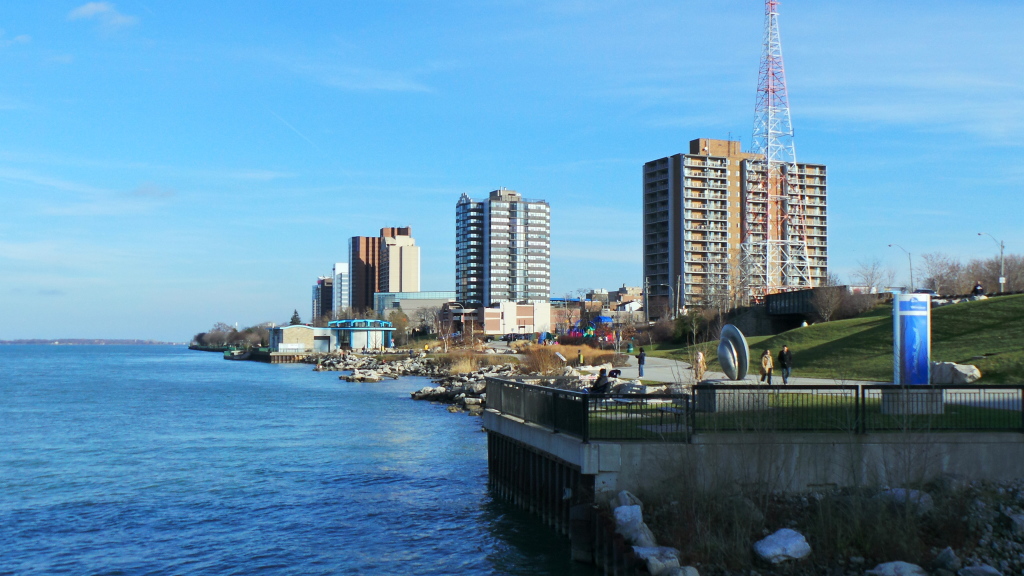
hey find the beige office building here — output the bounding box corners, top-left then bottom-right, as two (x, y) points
(643, 138), (827, 313)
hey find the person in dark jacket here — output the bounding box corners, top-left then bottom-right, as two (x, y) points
(590, 369), (611, 394)
(777, 345), (793, 385)
(636, 348), (646, 378)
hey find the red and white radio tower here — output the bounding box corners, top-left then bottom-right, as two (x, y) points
(741, 0), (812, 301)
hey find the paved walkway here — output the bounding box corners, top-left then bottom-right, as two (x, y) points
(616, 354), (889, 386)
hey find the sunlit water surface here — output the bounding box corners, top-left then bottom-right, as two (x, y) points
(0, 345), (592, 575)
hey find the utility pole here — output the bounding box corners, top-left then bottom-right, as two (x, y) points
(978, 232), (1006, 293)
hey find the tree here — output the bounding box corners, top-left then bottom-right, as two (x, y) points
(433, 307), (455, 353)
(920, 252), (968, 295)
(387, 310), (410, 346)
(852, 257), (892, 292)
(811, 273), (845, 322)
(289, 310), (302, 325)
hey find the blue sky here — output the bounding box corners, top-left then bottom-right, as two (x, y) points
(1, 1), (1022, 341)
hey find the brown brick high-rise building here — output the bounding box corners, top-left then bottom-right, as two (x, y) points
(643, 138), (827, 315)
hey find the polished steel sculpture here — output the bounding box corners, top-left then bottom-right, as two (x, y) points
(717, 324), (750, 380)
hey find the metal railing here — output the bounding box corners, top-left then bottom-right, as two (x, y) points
(485, 378), (1024, 443)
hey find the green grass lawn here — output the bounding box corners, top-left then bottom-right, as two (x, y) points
(585, 392), (1023, 440)
(649, 294), (1024, 383)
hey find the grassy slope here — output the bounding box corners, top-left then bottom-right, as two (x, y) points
(652, 294), (1024, 383)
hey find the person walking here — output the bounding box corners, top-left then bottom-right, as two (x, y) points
(577, 349), (584, 367)
(972, 281), (984, 297)
(759, 349), (774, 386)
(694, 350), (706, 383)
(636, 347), (646, 378)
(777, 345), (793, 385)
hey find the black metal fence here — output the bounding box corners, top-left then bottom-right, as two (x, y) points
(485, 378), (1024, 443)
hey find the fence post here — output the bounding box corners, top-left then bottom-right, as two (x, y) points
(857, 385), (865, 435)
(552, 390), (559, 434)
(687, 393), (695, 443)
(1020, 386), (1024, 434)
(585, 397), (593, 440)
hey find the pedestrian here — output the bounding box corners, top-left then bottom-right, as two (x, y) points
(636, 347), (646, 378)
(694, 350), (706, 383)
(777, 344), (793, 385)
(759, 349), (774, 386)
(591, 369), (611, 394)
(577, 349), (584, 367)
(972, 280), (984, 296)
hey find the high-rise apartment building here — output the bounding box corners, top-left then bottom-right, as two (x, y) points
(348, 227), (417, 311)
(332, 262), (349, 315)
(456, 189), (550, 307)
(643, 138), (827, 312)
(312, 276), (333, 322)
(379, 233), (420, 293)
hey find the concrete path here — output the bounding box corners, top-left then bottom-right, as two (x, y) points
(617, 354), (890, 386)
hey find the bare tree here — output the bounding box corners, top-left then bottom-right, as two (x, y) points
(920, 252), (970, 295)
(433, 308), (454, 353)
(811, 273), (846, 322)
(852, 257), (889, 292)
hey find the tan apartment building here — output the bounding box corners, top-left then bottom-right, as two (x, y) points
(380, 232), (420, 293)
(643, 138), (827, 314)
(349, 227), (418, 311)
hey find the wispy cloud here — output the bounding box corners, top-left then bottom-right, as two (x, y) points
(67, 2), (139, 31)
(0, 30), (30, 47)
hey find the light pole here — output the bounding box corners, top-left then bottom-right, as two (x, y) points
(888, 244), (914, 292)
(978, 232), (1006, 293)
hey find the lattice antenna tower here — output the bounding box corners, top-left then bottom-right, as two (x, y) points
(741, 0), (812, 302)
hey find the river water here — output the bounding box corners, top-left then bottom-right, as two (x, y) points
(0, 345), (594, 575)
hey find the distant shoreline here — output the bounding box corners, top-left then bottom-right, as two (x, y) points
(0, 339), (183, 346)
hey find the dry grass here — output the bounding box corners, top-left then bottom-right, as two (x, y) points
(434, 351), (519, 374)
(512, 343), (623, 375)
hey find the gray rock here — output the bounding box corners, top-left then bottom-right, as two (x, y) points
(933, 546), (962, 571)
(1003, 512), (1024, 536)
(878, 488), (934, 515)
(614, 505), (657, 548)
(865, 561), (928, 576)
(958, 565), (1002, 576)
(631, 546), (681, 576)
(663, 566), (699, 576)
(752, 528), (811, 563)
(612, 490), (643, 510)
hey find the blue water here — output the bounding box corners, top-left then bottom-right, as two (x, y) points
(0, 346), (592, 575)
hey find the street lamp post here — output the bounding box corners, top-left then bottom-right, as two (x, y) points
(978, 232), (1006, 293)
(888, 244), (914, 292)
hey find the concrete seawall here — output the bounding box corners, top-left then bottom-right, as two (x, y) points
(483, 409), (1024, 502)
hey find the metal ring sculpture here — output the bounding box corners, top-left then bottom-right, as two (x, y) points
(717, 324), (750, 380)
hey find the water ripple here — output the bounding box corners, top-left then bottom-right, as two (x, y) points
(0, 346), (593, 575)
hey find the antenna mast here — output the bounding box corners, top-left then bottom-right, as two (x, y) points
(741, 0), (812, 302)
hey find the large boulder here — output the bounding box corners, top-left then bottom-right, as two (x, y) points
(612, 490), (643, 510)
(613, 505), (657, 547)
(932, 546), (961, 572)
(931, 362), (982, 384)
(753, 528), (811, 563)
(866, 561), (928, 576)
(631, 546), (681, 576)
